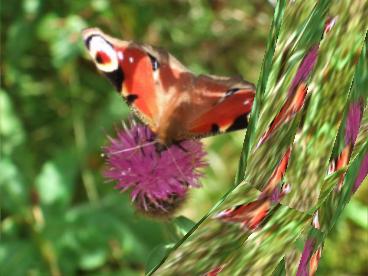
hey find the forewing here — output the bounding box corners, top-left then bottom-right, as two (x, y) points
(82, 28), (159, 126)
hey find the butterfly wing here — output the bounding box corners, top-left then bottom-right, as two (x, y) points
(188, 75), (255, 136)
(82, 28), (159, 126)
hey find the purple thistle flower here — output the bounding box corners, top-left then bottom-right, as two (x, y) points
(345, 101), (363, 145)
(103, 122), (207, 216)
(353, 153), (368, 193)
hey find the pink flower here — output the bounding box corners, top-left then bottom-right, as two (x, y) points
(104, 122), (207, 216)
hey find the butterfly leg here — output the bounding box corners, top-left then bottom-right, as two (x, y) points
(154, 140), (188, 153)
(173, 140), (188, 153)
(154, 143), (168, 154)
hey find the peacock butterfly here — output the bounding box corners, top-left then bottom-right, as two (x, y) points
(82, 28), (255, 146)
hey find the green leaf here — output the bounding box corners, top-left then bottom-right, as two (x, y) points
(37, 14), (86, 67)
(145, 244), (174, 275)
(272, 258), (286, 276)
(0, 240), (46, 275)
(79, 248), (107, 270)
(344, 199), (368, 229)
(173, 216), (196, 237)
(0, 158), (28, 213)
(35, 149), (78, 208)
(51, 194), (166, 272)
(0, 90), (25, 156)
(22, 0), (40, 16)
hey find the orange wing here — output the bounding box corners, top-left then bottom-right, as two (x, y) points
(82, 28), (158, 125)
(189, 75), (255, 136)
(190, 89), (255, 135)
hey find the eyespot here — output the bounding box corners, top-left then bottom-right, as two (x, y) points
(88, 35), (119, 73)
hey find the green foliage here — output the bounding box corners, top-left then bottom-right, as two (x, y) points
(150, 0), (368, 274)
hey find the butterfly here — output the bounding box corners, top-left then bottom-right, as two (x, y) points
(82, 28), (255, 146)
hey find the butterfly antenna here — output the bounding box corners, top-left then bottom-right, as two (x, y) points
(108, 140), (158, 155)
(165, 145), (191, 185)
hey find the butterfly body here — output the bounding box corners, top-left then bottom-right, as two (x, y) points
(82, 28), (255, 145)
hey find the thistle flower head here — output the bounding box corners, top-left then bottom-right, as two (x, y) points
(103, 122), (207, 216)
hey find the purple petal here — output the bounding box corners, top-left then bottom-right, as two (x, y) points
(103, 123), (207, 216)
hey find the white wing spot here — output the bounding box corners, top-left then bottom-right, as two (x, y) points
(153, 70), (159, 80)
(243, 99), (251, 105)
(117, 51), (124, 60)
(129, 57), (134, 63)
(88, 35), (118, 72)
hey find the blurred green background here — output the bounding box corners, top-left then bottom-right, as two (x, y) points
(1, 0), (367, 275)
